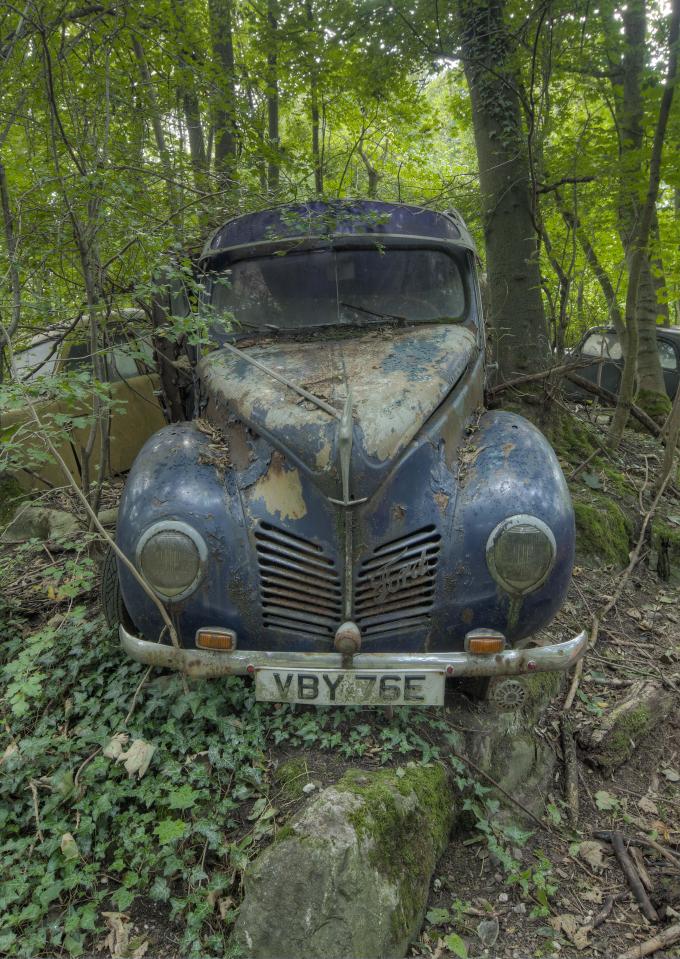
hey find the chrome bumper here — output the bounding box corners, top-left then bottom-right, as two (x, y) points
(119, 625), (587, 679)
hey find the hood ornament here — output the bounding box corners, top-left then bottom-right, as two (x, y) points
(329, 390), (367, 507)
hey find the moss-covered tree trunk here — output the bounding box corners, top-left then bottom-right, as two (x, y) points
(457, 0), (549, 380)
(612, 0), (667, 403)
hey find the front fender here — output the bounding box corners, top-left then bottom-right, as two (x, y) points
(446, 411), (574, 642)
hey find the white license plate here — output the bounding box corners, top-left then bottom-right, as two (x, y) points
(255, 668), (445, 706)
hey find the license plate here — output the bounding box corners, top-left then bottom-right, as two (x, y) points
(255, 668), (445, 706)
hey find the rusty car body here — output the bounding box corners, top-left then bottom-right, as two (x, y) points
(109, 201), (586, 707)
(1, 310), (166, 491)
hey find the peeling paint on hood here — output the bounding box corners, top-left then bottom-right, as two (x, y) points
(199, 324), (477, 499)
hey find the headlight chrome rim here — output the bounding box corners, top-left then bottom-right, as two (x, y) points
(486, 514), (556, 596)
(135, 520), (208, 602)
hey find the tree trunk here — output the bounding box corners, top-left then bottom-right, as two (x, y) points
(555, 191), (625, 340)
(131, 38), (177, 217)
(0, 155), (21, 381)
(458, 0), (549, 379)
(305, 0), (323, 195)
(609, 0), (680, 446)
(266, 0), (280, 193)
(636, 253), (666, 394)
(209, 0), (238, 190)
(611, 0), (666, 409)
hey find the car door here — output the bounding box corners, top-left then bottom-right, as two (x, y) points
(576, 330), (623, 395)
(657, 336), (679, 400)
(104, 336), (167, 474)
(67, 330), (167, 477)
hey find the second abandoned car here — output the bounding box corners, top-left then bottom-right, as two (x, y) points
(106, 201), (586, 707)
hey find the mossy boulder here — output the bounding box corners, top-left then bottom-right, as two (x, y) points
(577, 681), (674, 770)
(573, 494), (632, 566)
(635, 389), (672, 426)
(233, 765), (455, 959)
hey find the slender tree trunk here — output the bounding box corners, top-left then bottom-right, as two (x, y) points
(131, 38), (177, 216)
(457, 0), (549, 378)
(304, 0), (323, 195)
(266, 0), (280, 193)
(173, 1), (208, 196)
(609, 0), (680, 446)
(611, 0), (666, 405)
(209, 0), (238, 191)
(0, 155), (21, 381)
(637, 254), (666, 394)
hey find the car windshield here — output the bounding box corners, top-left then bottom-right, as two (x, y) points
(209, 247), (467, 333)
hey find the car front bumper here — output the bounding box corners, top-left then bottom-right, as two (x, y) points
(119, 625), (587, 679)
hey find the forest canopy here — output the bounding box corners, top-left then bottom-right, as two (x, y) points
(0, 0), (679, 444)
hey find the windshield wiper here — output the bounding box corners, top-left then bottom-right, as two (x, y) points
(340, 302), (410, 324)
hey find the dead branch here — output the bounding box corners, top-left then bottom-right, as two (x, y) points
(537, 175), (596, 194)
(487, 358), (604, 397)
(608, 831), (659, 924)
(616, 923), (680, 959)
(560, 714), (579, 827)
(565, 374), (662, 438)
(595, 832), (680, 873)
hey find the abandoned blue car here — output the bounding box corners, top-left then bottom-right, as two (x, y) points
(103, 200), (586, 707)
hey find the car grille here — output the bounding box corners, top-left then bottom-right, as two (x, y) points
(255, 522), (343, 639)
(354, 526), (441, 636)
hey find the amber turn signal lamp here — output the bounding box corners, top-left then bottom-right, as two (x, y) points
(464, 629), (506, 655)
(196, 628), (237, 651)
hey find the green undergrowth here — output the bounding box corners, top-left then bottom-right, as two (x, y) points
(0, 546), (460, 959)
(573, 496), (633, 566)
(547, 412), (636, 566)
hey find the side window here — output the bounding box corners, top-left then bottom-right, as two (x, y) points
(65, 340), (93, 371)
(106, 344), (140, 381)
(581, 332), (622, 360)
(658, 339), (678, 372)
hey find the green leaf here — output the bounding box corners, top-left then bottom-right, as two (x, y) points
(582, 471), (603, 489)
(425, 907), (450, 925)
(443, 932), (468, 958)
(155, 819), (186, 844)
(168, 785), (199, 810)
(594, 790), (619, 811)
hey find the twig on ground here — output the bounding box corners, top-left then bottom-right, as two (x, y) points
(443, 740), (557, 837)
(73, 746), (102, 790)
(607, 830), (659, 924)
(560, 713), (579, 827)
(27, 780), (44, 843)
(616, 922), (680, 959)
(124, 665), (153, 726)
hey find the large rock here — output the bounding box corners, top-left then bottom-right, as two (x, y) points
(0, 506), (79, 543)
(233, 765), (456, 959)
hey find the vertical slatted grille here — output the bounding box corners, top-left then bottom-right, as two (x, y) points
(355, 526), (441, 636)
(255, 522), (342, 639)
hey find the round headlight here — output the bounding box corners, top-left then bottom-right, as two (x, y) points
(486, 515), (556, 596)
(136, 522), (207, 601)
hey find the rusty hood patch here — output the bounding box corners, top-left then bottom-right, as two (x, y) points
(199, 325), (477, 497)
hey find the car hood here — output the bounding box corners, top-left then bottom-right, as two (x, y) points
(198, 324), (478, 500)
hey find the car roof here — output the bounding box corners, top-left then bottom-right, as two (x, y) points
(583, 324), (680, 339)
(201, 199), (477, 262)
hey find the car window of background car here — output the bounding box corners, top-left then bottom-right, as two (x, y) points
(210, 248), (467, 332)
(14, 339), (60, 380)
(581, 331), (623, 360)
(658, 340), (678, 371)
(106, 343), (142, 381)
